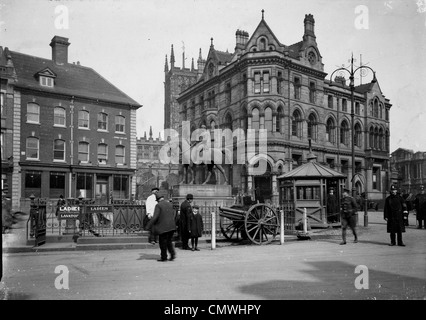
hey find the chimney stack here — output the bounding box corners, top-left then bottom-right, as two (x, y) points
(303, 14), (316, 42)
(50, 36), (70, 65)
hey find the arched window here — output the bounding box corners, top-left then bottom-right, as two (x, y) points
(224, 113), (232, 130)
(264, 107), (273, 132)
(27, 103), (40, 123)
(54, 107), (66, 126)
(307, 113), (317, 141)
(369, 127), (374, 148)
(98, 143), (108, 164)
(259, 38), (266, 51)
(276, 106), (283, 133)
(374, 127), (379, 149)
(379, 128), (384, 150)
(115, 145), (125, 164)
(78, 110), (90, 129)
(78, 141), (89, 163)
(115, 115), (125, 133)
(26, 137), (39, 160)
(374, 99), (379, 118)
(98, 112), (108, 131)
(379, 103), (383, 119)
(53, 139), (65, 161)
(292, 110), (302, 137)
(355, 102), (360, 115)
(385, 130), (390, 151)
(354, 123), (362, 147)
(340, 120), (349, 145)
(241, 108), (248, 131)
(326, 118), (335, 144)
(210, 120), (216, 130)
(252, 108), (260, 131)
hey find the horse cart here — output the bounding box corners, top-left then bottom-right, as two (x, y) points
(218, 203), (280, 245)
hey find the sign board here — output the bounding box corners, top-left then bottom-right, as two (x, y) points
(57, 206), (81, 220)
(86, 205), (113, 213)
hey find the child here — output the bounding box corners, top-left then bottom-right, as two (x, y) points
(190, 205), (204, 251)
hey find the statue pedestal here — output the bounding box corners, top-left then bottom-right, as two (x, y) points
(172, 184), (234, 208)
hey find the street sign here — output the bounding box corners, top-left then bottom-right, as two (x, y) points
(57, 206), (81, 220)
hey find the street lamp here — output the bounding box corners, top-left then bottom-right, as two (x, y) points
(329, 54), (376, 226)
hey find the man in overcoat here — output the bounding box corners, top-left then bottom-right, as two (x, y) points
(179, 194), (193, 250)
(326, 188), (339, 223)
(340, 188), (358, 245)
(146, 195), (176, 262)
(414, 185), (426, 229)
(384, 185), (407, 246)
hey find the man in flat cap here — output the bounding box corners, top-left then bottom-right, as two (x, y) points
(340, 188), (359, 245)
(414, 185), (426, 229)
(384, 185), (407, 246)
(179, 194), (194, 250)
(145, 187), (159, 244)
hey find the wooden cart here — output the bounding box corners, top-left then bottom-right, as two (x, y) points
(218, 203), (280, 245)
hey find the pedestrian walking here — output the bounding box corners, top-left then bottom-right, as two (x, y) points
(340, 188), (358, 245)
(384, 185), (407, 246)
(189, 205), (203, 251)
(179, 194), (193, 250)
(326, 188), (339, 223)
(414, 185), (426, 229)
(145, 195), (176, 262)
(145, 187), (159, 244)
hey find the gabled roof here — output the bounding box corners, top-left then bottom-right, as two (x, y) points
(214, 50), (233, 65)
(287, 41), (303, 59)
(278, 159), (346, 179)
(244, 18), (286, 52)
(36, 67), (57, 78)
(9, 50), (141, 107)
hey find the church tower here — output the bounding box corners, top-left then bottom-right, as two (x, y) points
(164, 44), (200, 132)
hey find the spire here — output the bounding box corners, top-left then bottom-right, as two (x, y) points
(261, 9), (264, 20)
(149, 126), (153, 139)
(170, 44), (175, 68)
(191, 58), (194, 71)
(164, 55), (169, 72)
(210, 37), (214, 48)
(198, 48), (203, 62)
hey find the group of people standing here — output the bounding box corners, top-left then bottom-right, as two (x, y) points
(143, 189), (204, 262)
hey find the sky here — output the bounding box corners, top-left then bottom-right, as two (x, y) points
(1, 0), (425, 152)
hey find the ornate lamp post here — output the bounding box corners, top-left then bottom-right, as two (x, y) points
(329, 54), (376, 226)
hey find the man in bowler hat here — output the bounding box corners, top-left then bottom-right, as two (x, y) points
(145, 194), (176, 261)
(340, 188), (358, 245)
(179, 194), (193, 250)
(384, 185), (407, 246)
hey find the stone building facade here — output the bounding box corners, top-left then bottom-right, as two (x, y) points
(390, 148), (426, 194)
(166, 13), (392, 207)
(0, 36), (141, 210)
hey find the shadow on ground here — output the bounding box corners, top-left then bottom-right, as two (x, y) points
(238, 260), (426, 300)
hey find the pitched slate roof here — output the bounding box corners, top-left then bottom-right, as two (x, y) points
(354, 82), (374, 94)
(287, 41), (303, 59)
(9, 50), (141, 107)
(278, 156), (346, 179)
(214, 50), (233, 65)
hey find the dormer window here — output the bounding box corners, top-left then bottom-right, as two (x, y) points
(40, 76), (54, 87)
(36, 68), (56, 88)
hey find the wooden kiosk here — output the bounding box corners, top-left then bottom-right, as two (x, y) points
(278, 149), (347, 228)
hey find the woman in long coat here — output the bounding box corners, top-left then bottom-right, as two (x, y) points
(384, 185), (407, 246)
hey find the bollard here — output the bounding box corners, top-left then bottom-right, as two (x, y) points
(280, 209), (284, 245)
(303, 208), (308, 234)
(211, 211), (216, 250)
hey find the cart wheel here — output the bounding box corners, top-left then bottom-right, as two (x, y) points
(220, 216), (243, 241)
(245, 204), (279, 245)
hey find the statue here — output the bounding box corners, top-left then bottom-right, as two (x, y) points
(178, 125), (231, 185)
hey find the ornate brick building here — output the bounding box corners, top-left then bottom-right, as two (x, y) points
(170, 12), (391, 206)
(0, 36), (141, 210)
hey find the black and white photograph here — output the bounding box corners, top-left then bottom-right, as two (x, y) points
(1, 0), (425, 305)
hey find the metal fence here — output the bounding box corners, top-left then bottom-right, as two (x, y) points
(26, 197), (297, 243)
